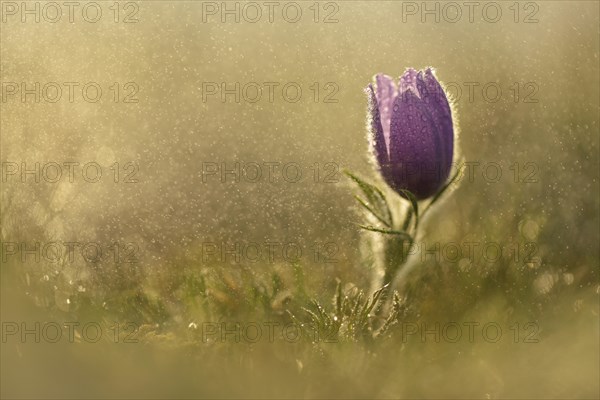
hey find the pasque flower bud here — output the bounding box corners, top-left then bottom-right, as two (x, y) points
(366, 68), (454, 199)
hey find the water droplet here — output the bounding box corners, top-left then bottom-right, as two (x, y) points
(563, 273), (574, 285)
(534, 273), (555, 294)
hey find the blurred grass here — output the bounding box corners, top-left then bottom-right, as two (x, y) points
(2, 253), (599, 398)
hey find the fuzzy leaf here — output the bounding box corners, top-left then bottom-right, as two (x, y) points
(358, 225), (413, 240)
(354, 195), (391, 227)
(402, 207), (413, 231)
(428, 164), (461, 207)
(421, 164), (463, 220)
(398, 189), (419, 230)
(345, 171), (393, 227)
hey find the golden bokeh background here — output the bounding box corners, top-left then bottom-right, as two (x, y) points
(1, 1), (598, 398)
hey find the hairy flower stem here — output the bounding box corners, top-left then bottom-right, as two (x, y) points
(382, 235), (413, 287)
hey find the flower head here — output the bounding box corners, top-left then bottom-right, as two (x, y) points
(367, 68), (454, 200)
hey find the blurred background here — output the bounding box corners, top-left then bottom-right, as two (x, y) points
(1, 1), (599, 398)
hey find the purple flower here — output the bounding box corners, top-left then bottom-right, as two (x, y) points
(367, 68), (454, 200)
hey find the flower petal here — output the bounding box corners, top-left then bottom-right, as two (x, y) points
(366, 83), (389, 166)
(416, 68), (454, 173)
(374, 74), (397, 153)
(388, 89), (446, 199)
(399, 68), (419, 97)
